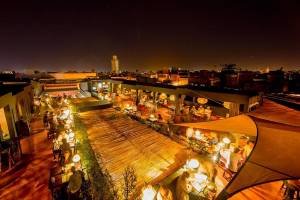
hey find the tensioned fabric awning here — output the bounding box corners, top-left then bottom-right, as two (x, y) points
(222, 118), (300, 199)
(175, 115), (257, 136)
(175, 99), (300, 199)
(221, 100), (300, 199)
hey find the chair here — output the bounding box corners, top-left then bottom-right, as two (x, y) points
(285, 182), (300, 200)
(223, 168), (235, 181)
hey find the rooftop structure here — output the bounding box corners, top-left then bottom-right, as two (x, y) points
(111, 55), (119, 74)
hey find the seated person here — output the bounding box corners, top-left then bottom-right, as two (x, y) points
(157, 185), (173, 200)
(67, 166), (83, 200)
(228, 147), (242, 173)
(53, 139), (61, 160)
(176, 172), (192, 200)
(190, 106), (197, 114)
(60, 139), (72, 165)
(242, 141), (254, 160)
(158, 114), (163, 122)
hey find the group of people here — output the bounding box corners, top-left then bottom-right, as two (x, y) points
(42, 96), (90, 200)
(43, 109), (75, 166)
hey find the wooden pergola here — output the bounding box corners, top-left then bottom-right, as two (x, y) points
(79, 108), (188, 188)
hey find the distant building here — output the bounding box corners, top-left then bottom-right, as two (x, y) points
(267, 69), (285, 92)
(47, 72), (97, 80)
(111, 55), (119, 74)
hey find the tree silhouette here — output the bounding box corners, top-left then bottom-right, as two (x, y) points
(122, 166), (137, 200)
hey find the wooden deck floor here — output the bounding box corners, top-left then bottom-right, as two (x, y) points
(79, 108), (188, 187)
(0, 118), (53, 200)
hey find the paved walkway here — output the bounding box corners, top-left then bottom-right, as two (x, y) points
(0, 118), (53, 200)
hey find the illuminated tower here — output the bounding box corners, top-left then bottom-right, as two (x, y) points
(111, 55), (119, 74)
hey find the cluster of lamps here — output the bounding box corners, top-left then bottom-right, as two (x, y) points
(186, 128), (202, 140)
(60, 104), (81, 167)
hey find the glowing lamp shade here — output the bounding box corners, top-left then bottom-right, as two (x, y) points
(65, 134), (70, 141)
(159, 93), (167, 100)
(187, 159), (200, 169)
(58, 135), (63, 142)
(72, 154), (81, 163)
(169, 95), (176, 101)
(64, 109), (71, 116)
(156, 191), (163, 200)
(197, 97), (208, 104)
(212, 155), (218, 162)
(223, 137), (231, 144)
(194, 130), (202, 140)
(150, 114), (154, 118)
(186, 128), (194, 138)
(141, 185), (156, 200)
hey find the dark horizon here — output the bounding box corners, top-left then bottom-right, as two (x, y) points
(0, 1), (300, 72)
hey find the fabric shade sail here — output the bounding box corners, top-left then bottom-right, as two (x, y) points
(175, 115), (257, 136)
(221, 100), (300, 198)
(176, 99), (300, 199)
(220, 118), (300, 199)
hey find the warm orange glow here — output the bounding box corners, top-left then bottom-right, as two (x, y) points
(48, 72), (97, 80)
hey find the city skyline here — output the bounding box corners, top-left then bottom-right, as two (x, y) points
(1, 1), (300, 200)
(0, 1), (300, 71)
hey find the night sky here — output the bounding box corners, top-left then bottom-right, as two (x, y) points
(0, 0), (300, 72)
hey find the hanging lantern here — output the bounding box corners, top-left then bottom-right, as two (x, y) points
(186, 128), (194, 138)
(141, 185), (156, 200)
(197, 97), (208, 104)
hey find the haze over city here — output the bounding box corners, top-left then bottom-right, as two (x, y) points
(0, 1), (300, 71)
